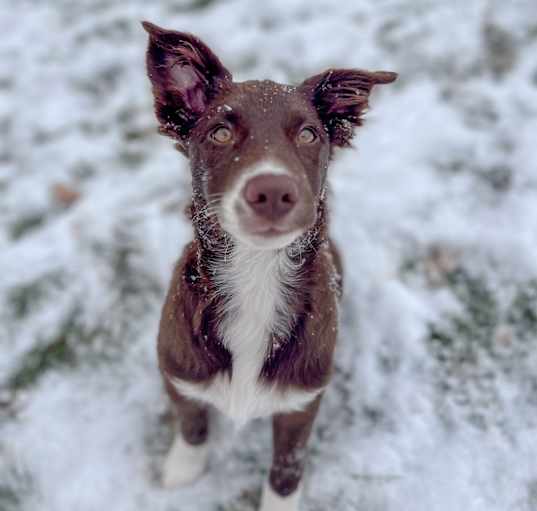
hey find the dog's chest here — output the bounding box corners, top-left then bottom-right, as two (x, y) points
(171, 245), (320, 425)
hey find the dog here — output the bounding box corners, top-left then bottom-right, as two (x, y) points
(143, 21), (396, 511)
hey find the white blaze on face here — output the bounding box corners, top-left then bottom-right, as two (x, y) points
(219, 159), (304, 250)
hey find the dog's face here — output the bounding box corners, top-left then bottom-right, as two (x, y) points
(143, 22), (396, 249)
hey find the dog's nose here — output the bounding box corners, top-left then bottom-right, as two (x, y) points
(243, 174), (299, 221)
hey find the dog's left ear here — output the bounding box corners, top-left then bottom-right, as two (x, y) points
(300, 68), (397, 147)
(142, 21), (232, 151)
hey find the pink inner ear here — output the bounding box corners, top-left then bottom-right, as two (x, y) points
(169, 61), (206, 114)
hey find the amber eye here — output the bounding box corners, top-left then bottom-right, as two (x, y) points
(297, 127), (317, 144)
(209, 126), (232, 144)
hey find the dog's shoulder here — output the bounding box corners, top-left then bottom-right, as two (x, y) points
(260, 242), (340, 390)
(157, 240), (231, 384)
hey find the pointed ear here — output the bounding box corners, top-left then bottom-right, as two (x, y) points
(299, 68), (397, 147)
(142, 21), (232, 147)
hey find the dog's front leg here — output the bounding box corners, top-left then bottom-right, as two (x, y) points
(260, 395), (322, 511)
(161, 379), (210, 488)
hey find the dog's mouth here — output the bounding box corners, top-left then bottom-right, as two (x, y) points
(251, 226), (294, 236)
(218, 200), (315, 250)
(238, 211), (305, 236)
(220, 211), (309, 250)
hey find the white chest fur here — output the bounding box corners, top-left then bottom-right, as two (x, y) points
(170, 244), (321, 426)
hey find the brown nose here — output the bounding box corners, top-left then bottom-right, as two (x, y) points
(243, 174), (299, 221)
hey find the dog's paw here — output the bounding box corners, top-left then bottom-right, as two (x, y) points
(161, 434), (209, 488)
(259, 481), (302, 511)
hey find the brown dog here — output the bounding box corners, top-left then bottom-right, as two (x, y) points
(143, 21), (396, 510)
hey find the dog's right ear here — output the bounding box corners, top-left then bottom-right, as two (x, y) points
(142, 22), (232, 152)
(300, 68), (397, 148)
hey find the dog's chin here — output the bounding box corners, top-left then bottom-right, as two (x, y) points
(220, 218), (304, 250)
(234, 228), (304, 250)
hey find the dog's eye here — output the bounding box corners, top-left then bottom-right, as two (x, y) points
(297, 127), (317, 145)
(209, 126), (233, 144)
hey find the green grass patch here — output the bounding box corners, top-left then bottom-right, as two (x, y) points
(425, 267), (537, 427)
(429, 268), (499, 355)
(7, 335), (76, 391)
(172, 0), (220, 12)
(0, 466), (33, 511)
(506, 280), (537, 341)
(7, 309), (102, 392)
(6, 272), (64, 319)
(9, 213), (45, 240)
(429, 271), (537, 360)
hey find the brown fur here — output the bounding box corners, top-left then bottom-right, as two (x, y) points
(143, 20), (396, 501)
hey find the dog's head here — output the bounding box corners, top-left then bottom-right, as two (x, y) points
(143, 22), (397, 250)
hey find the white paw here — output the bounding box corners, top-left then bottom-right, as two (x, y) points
(259, 481), (302, 511)
(161, 434), (209, 488)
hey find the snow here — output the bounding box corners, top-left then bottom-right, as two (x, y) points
(1, 1), (537, 510)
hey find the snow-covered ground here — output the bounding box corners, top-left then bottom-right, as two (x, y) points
(1, 1), (537, 509)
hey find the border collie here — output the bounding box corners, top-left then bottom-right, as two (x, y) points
(143, 21), (396, 510)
